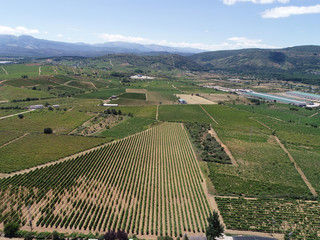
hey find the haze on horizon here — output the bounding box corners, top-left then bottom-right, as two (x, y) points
(0, 0), (319, 51)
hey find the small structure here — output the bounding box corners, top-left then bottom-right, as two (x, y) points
(110, 95), (118, 100)
(103, 103), (119, 107)
(130, 75), (155, 80)
(52, 105), (60, 108)
(29, 104), (44, 109)
(178, 99), (187, 104)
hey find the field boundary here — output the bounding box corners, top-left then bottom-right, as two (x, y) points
(156, 105), (159, 120)
(308, 112), (318, 118)
(274, 136), (318, 197)
(0, 133), (30, 149)
(199, 105), (218, 124)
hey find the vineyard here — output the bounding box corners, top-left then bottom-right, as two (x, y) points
(216, 197), (320, 239)
(0, 122), (211, 237)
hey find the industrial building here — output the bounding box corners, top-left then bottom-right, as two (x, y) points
(241, 92), (307, 107)
(286, 91), (320, 102)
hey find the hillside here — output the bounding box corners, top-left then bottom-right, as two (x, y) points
(189, 46), (320, 84)
(0, 35), (202, 57)
(91, 53), (205, 71)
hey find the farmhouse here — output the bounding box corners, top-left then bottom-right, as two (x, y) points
(29, 104), (44, 109)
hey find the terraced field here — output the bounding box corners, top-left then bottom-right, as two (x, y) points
(0, 123), (211, 237)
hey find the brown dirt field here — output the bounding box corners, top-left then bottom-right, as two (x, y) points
(176, 94), (216, 105)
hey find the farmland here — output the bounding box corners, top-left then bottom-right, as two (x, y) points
(216, 197), (320, 239)
(0, 123), (211, 237)
(1, 58), (320, 239)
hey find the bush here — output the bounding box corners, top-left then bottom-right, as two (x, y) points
(44, 128), (53, 134)
(4, 223), (20, 238)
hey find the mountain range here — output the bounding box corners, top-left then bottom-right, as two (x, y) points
(0, 35), (203, 57)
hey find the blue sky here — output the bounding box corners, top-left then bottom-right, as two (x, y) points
(0, 0), (319, 51)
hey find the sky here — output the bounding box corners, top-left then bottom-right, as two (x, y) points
(0, 0), (319, 51)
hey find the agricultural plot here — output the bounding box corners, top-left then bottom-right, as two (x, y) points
(0, 133), (108, 173)
(99, 117), (156, 139)
(120, 92), (146, 100)
(0, 123), (211, 237)
(216, 197), (320, 239)
(0, 85), (54, 101)
(158, 105), (212, 124)
(110, 106), (157, 119)
(200, 105), (312, 197)
(0, 109), (94, 134)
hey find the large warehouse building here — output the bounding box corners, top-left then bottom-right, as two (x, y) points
(241, 91), (307, 106)
(286, 91), (320, 102)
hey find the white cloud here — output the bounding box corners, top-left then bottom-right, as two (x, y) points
(57, 34), (64, 38)
(0, 25), (40, 35)
(97, 33), (277, 51)
(262, 4), (320, 18)
(223, 0), (289, 5)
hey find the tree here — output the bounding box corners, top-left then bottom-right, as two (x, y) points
(116, 230), (128, 240)
(44, 128), (53, 134)
(206, 211), (224, 240)
(52, 231), (60, 240)
(4, 222), (20, 238)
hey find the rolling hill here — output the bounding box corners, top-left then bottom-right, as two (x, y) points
(189, 46), (320, 84)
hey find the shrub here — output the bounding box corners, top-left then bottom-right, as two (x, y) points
(44, 128), (53, 134)
(4, 223), (20, 238)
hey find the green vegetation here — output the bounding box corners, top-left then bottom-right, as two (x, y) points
(0, 85), (54, 101)
(0, 123), (210, 237)
(185, 122), (231, 164)
(120, 92), (146, 100)
(99, 117), (155, 139)
(110, 106), (157, 119)
(158, 105), (212, 123)
(0, 133), (108, 173)
(216, 197), (320, 239)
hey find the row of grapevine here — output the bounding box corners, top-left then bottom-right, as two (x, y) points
(0, 122), (211, 237)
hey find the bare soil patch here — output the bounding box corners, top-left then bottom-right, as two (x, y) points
(176, 94), (216, 104)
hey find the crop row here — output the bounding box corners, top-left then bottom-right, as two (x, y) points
(216, 197), (319, 239)
(0, 122), (210, 237)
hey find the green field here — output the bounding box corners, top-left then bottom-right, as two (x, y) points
(0, 133), (108, 173)
(99, 117), (156, 139)
(110, 105), (157, 119)
(75, 88), (125, 99)
(0, 85), (54, 101)
(120, 92), (146, 100)
(158, 105), (213, 123)
(216, 197), (320, 239)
